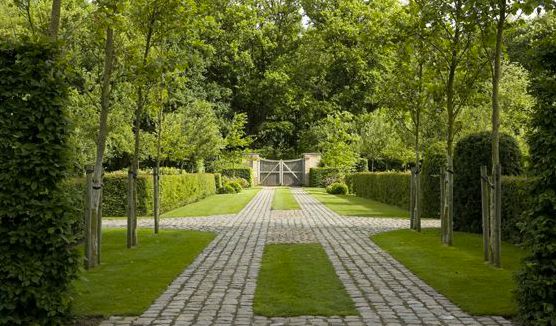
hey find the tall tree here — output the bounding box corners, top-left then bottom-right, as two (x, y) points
(418, 0), (488, 245)
(48, 0), (62, 39)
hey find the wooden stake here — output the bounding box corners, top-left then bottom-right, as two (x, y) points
(84, 166), (93, 269)
(480, 165), (490, 261)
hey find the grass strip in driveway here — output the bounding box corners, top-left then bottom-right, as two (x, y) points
(163, 187), (260, 217)
(305, 187), (409, 218)
(372, 228), (526, 316)
(271, 187), (300, 210)
(72, 228), (215, 316)
(254, 243), (357, 317)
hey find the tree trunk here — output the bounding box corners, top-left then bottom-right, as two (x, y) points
(410, 169), (415, 229)
(440, 167), (446, 241)
(490, 0), (506, 268)
(84, 166), (93, 269)
(154, 105), (162, 234)
(442, 57), (457, 246)
(86, 26), (115, 268)
(48, 0), (62, 40)
(127, 169), (136, 248)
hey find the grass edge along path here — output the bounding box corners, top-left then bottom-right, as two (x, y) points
(163, 187), (261, 217)
(305, 187), (409, 218)
(271, 187), (300, 210)
(254, 243), (358, 317)
(72, 228), (215, 316)
(372, 228), (526, 317)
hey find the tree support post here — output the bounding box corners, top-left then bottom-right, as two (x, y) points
(153, 165), (160, 234)
(127, 169), (136, 248)
(490, 164), (502, 267)
(480, 165), (491, 261)
(410, 167), (415, 230)
(84, 166), (93, 269)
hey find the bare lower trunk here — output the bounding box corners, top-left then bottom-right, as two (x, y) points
(410, 170), (415, 229)
(480, 165), (491, 261)
(48, 0), (62, 40)
(127, 169), (136, 248)
(153, 163), (160, 234)
(442, 155), (454, 245)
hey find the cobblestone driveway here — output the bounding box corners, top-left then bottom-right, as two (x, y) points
(101, 188), (512, 326)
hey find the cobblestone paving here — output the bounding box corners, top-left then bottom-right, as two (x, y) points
(100, 188), (513, 326)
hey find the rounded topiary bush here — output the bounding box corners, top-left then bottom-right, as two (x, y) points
(228, 181), (242, 193)
(218, 184), (237, 194)
(421, 143), (446, 218)
(326, 182), (349, 195)
(454, 132), (522, 233)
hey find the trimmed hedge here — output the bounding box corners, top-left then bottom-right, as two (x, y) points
(68, 172), (216, 217)
(501, 176), (534, 244)
(350, 172), (411, 209)
(0, 41), (79, 324)
(454, 132), (522, 233)
(310, 167), (342, 187)
(220, 167), (253, 187)
(421, 144), (446, 218)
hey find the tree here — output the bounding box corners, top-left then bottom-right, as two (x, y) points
(48, 0), (62, 39)
(418, 0), (488, 245)
(218, 112), (252, 169)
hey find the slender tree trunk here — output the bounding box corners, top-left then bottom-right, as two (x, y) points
(154, 109), (162, 234)
(128, 21), (154, 247)
(48, 0), (62, 40)
(86, 26), (115, 268)
(414, 61), (423, 232)
(490, 0), (506, 268)
(480, 165), (491, 261)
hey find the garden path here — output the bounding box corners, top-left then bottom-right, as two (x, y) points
(101, 188), (512, 326)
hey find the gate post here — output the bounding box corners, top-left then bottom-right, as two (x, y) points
(302, 153), (321, 186)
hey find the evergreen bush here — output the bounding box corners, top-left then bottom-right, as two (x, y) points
(309, 167), (342, 187)
(326, 182), (349, 195)
(453, 132), (522, 233)
(421, 143), (446, 218)
(0, 41), (79, 325)
(220, 167), (253, 187)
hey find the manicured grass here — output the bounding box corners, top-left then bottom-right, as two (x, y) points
(72, 229), (215, 316)
(271, 187), (300, 210)
(372, 228), (526, 316)
(254, 243), (358, 317)
(163, 187), (261, 217)
(305, 187), (409, 218)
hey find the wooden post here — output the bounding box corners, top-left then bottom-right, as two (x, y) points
(480, 165), (490, 262)
(410, 168), (415, 230)
(415, 164), (421, 232)
(490, 164), (502, 267)
(84, 166), (93, 269)
(97, 184), (103, 264)
(440, 167), (446, 242)
(127, 169), (134, 248)
(153, 166), (160, 234)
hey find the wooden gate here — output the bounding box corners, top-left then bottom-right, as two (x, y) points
(259, 159), (303, 186)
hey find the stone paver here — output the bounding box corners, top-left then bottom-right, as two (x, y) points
(100, 188), (512, 326)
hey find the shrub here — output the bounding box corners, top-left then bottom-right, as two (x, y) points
(214, 173), (222, 189)
(501, 176), (535, 244)
(218, 184), (237, 194)
(355, 158), (369, 172)
(326, 182), (349, 195)
(227, 181), (243, 193)
(421, 143), (446, 218)
(223, 176), (249, 189)
(350, 172), (410, 209)
(310, 167), (342, 187)
(220, 167), (253, 187)
(0, 41), (79, 324)
(454, 132), (522, 233)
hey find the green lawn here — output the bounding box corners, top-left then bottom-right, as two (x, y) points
(271, 187), (300, 210)
(72, 229), (215, 316)
(254, 243), (358, 317)
(372, 228), (526, 316)
(163, 187), (260, 217)
(305, 187), (409, 218)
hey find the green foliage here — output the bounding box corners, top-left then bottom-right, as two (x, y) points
(453, 132), (522, 233)
(217, 184), (237, 194)
(501, 176), (535, 245)
(0, 41), (79, 325)
(220, 167), (253, 187)
(69, 171), (216, 217)
(214, 173), (222, 189)
(513, 13), (556, 326)
(309, 168), (342, 187)
(326, 183), (349, 195)
(227, 181), (242, 193)
(350, 172), (411, 210)
(421, 143), (446, 218)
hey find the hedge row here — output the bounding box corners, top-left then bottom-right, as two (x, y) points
(350, 172), (411, 209)
(67, 172), (216, 217)
(349, 172), (533, 244)
(220, 167), (253, 187)
(309, 167), (341, 187)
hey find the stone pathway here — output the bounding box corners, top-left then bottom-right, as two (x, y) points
(101, 188), (513, 326)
